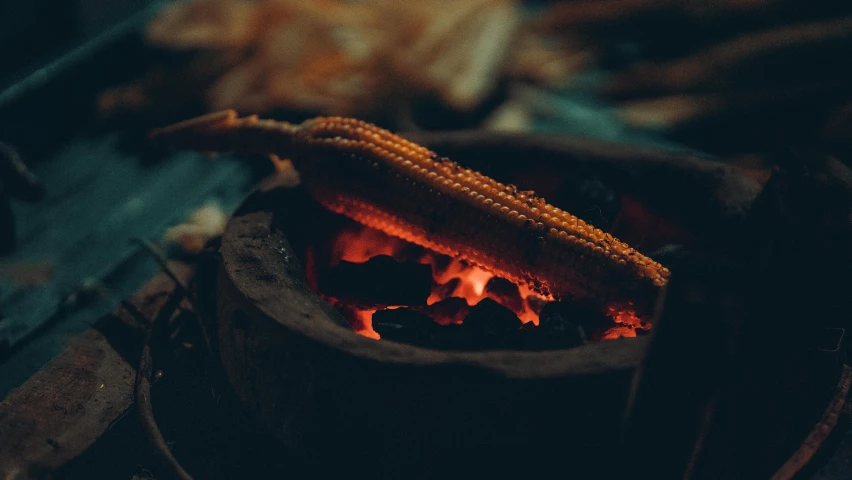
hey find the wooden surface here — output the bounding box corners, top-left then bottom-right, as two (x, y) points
(0, 262), (191, 478)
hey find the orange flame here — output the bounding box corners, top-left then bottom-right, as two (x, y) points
(426, 258), (546, 324)
(352, 308), (380, 339)
(331, 227), (408, 264)
(319, 224), (646, 341)
(600, 304), (650, 339)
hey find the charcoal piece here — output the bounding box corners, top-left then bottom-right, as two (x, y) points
(430, 323), (471, 350)
(526, 295), (549, 316)
(373, 308), (440, 347)
(431, 255), (454, 277)
(535, 302), (588, 349)
(542, 300), (616, 337)
(424, 297), (469, 326)
(332, 301), (371, 331)
(433, 278), (461, 299)
(462, 298), (523, 349)
(321, 255), (432, 306)
(509, 321), (542, 351)
(515, 328), (548, 351)
(484, 277), (523, 313)
(396, 242), (426, 262)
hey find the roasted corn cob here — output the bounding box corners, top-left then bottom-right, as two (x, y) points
(151, 110), (670, 315)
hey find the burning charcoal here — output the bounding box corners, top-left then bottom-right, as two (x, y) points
(373, 308), (440, 347)
(430, 323), (471, 350)
(526, 295), (549, 316)
(463, 298), (523, 349)
(430, 255), (454, 277)
(424, 297), (469, 325)
(540, 300), (615, 339)
(514, 327), (544, 351)
(396, 242), (426, 262)
(484, 277), (523, 313)
(332, 301), (371, 331)
(518, 328), (584, 351)
(510, 321), (541, 350)
(536, 302), (588, 349)
(434, 278), (461, 299)
(514, 303), (591, 351)
(321, 255), (432, 307)
(520, 321), (537, 332)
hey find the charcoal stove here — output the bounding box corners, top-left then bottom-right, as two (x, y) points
(211, 131), (850, 479)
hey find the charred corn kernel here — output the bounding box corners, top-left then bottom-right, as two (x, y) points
(150, 110), (670, 314)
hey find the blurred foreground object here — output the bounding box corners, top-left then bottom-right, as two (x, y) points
(163, 202), (228, 255)
(101, 0), (549, 124)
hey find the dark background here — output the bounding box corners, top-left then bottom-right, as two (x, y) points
(0, 0), (151, 86)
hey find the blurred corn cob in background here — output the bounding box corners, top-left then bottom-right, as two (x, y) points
(102, 0), (561, 125)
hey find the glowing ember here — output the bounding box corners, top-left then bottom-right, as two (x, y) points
(426, 258), (545, 324)
(602, 304), (650, 339)
(352, 308), (380, 339)
(331, 227), (409, 264)
(318, 223), (647, 342)
(599, 326), (638, 340)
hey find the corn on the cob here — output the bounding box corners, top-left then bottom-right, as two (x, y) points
(150, 110), (670, 315)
